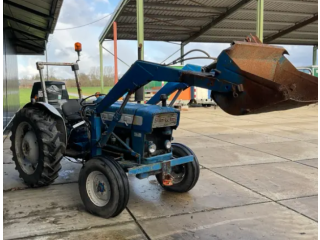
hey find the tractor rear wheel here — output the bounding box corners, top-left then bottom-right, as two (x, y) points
(10, 107), (65, 187)
(156, 143), (200, 192)
(79, 156), (129, 218)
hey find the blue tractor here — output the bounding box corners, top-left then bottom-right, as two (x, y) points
(10, 40), (317, 218)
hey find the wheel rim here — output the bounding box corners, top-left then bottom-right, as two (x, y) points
(171, 151), (186, 184)
(170, 164), (186, 184)
(86, 171), (111, 207)
(15, 122), (39, 175)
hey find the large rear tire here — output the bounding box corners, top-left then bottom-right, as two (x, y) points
(10, 107), (65, 187)
(78, 156), (129, 218)
(156, 143), (200, 192)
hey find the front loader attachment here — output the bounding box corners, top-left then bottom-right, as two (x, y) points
(212, 41), (318, 115)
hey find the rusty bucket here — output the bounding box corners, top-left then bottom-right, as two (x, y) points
(212, 41), (318, 115)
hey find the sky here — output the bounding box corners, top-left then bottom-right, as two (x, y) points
(18, 0), (317, 79)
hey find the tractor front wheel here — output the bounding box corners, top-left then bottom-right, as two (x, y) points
(156, 143), (200, 192)
(78, 156), (129, 218)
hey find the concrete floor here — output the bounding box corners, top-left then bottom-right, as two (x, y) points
(3, 106), (318, 240)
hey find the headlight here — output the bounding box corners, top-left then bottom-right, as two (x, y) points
(165, 140), (171, 149)
(148, 143), (157, 154)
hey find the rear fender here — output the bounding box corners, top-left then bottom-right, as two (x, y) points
(23, 102), (67, 146)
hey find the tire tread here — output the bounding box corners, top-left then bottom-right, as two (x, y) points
(10, 107), (65, 187)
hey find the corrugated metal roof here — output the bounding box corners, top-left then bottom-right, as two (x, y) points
(100, 0), (318, 46)
(3, 0), (63, 55)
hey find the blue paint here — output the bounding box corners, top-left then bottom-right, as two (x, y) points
(279, 56), (286, 64)
(147, 82), (188, 105)
(131, 131), (145, 160)
(145, 152), (172, 163)
(98, 182), (105, 192)
(90, 115), (102, 156)
(96, 61), (233, 114)
(183, 64), (202, 72)
(215, 51), (244, 85)
(127, 155), (194, 175)
(71, 57), (247, 178)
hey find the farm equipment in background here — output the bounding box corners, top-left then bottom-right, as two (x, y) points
(297, 65), (318, 77)
(10, 39), (318, 218)
(146, 65), (216, 108)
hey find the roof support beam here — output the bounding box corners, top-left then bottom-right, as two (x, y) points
(313, 45), (317, 65)
(14, 40), (44, 53)
(115, 28), (287, 36)
(5, 27), (45, 40)
(209, 28), (317, 35)
(118, 23), (200, 31)
(256, 0), (264, 41)
(122, 12), (218, 20)
(47, 0), (58, 36)
(4, 15), (48, 32)
(180, 43), (184, 65)
(143, 32), (318, 38)
(135, 0), (144, 102)
(99, 43), (104, 92)
(264, 14), (318, 43)
(276, 37), (317, 42)
(222, 19), (318, 27)
(267, 0), (318, 5)
(126, 6), (221, 15)
(182, 0), (252, 45)
(192, 35), (317, 41)
(13, 39), (45, 50)
(127, 2), (226, 13)
(239, 9), (314, 17)
(15, 43), (43, 53)
(99, 0), (132, 43)
(4, 0), (53, 19)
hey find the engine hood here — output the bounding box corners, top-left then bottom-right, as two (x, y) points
(101, 101), (180, 133)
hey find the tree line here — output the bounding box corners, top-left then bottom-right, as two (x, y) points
(19, 66), (119, 88)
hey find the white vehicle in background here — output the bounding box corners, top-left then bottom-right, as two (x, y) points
(190, 87), (216, 107)
(297, 65), (318, 77)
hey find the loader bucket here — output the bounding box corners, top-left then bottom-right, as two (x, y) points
(212, 41), (318, 115)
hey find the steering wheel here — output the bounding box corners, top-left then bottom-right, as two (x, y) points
(79, 93), (106, 119)
(80, 93), (106, 107)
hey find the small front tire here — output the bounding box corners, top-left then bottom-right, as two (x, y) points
(79, 156), (129, 218)
(156, 143), (200, 193)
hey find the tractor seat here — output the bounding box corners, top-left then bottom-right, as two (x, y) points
(62, 99), (82, 121)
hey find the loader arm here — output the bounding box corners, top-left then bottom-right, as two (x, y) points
(96, 41), (317, 116)
(148, 41), (318, 114)
(96, 61), (236, 114)
(146, 82), (188, 105)
(95, 60), (239, 149)
(92, 40), (317, 156)
(147, 64), (203, 105)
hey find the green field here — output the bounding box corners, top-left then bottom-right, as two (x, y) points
(19, 86), (112, 107)
(19, 88), (32, 107)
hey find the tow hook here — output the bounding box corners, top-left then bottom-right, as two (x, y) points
(162, 161), (173, 186)
(163, 175), (173, 186)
